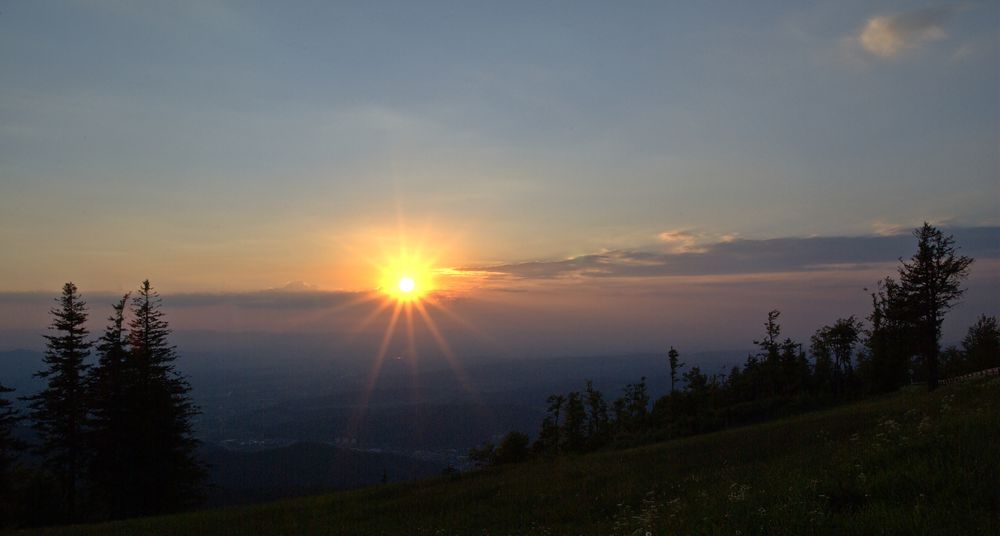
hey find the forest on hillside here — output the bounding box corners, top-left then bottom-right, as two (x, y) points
(469, 224), (998, 466)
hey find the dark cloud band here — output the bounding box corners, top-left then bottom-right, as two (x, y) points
(458, 226), (1000, 280)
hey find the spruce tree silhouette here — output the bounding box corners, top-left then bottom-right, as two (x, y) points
(123, 280), (204, 515)
(24, 282), (92, 521)
(583, 380), (608, 447)
(898, 224), (973, 391)
(865, 277), (914, 392)
(668, 346), (684, 394)
(85, 294), (132, 518)
(561, 392), (586, 452)
(0, 382), (22, 508)
(753, 311), (783, 397)
(537, 394), (565, 454)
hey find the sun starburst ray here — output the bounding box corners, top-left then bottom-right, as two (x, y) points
(348, 299), (405, 436)
(422, 296), (503, 352)
(346, 297), (397, 344)
(413, 300), (474, 395)
(412, 299), (497, 431)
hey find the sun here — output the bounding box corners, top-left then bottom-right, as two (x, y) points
(398, 276), (415, 294)
(377, 255), (435, 302)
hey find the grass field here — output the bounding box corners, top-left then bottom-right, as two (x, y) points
(13, 378), (999, 535)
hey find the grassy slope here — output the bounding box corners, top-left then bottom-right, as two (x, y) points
(14, 379), (999, 535)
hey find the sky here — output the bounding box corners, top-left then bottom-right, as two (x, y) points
(1, 1), (998, 354)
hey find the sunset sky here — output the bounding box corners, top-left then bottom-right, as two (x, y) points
(1, 2), (998, 353)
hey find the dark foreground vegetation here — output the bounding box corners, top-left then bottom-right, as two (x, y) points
(10, 376), (999, 535)
(0, 281), (203, 526)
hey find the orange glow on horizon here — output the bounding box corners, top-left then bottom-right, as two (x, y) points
(376, 250), (437, 302)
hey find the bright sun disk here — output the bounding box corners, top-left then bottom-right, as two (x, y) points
(398, 276), (415, 293)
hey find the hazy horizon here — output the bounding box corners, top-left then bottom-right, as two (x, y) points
(2, 224), (997, 356)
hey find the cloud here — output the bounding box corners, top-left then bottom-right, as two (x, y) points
(458, 226), (1000, 280)
(856, 7), (956, 59)
(871, 220), (909, 237)
(657, 230), (708, 253)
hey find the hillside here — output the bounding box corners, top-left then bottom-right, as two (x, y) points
(14, 378), (999, 535)
(200, 442), (445, 507)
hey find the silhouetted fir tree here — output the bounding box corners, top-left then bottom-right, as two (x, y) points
(535, 394), (565, 454)
(560, 392), (586, 452)
(812, 317), (862, 395)
(627, 378), (650, 422)
(614, 378), (649, 434)
(738, 352), (763, 401)
(961, 315), (1000, 372)
(0, 382), (22, 513)
(898, 223), (973, 391)
(777, 338), (808, 395)
(610, 395), (628, 437)
(753, 310), (783, 396)
(809, 329), (835, 394)
(681, 367), (708, 403)
(583, 380), (608, 447)
(23, 282), (92, 520)
(864, 277), (914, 392)
(85, 294), (131, 519)
(668, 346), (684, 394)
(123, 280), (203, 515)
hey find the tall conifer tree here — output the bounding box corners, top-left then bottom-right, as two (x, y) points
(25, 282), (92, 519)
(0, 382), (21, 500)
(898, 224), (973, 391)
(86, 294), (131, 518)
(668, 346), (683, 394)
(124, 280), (203, 515)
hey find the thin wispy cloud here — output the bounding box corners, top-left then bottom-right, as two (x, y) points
(656, 230), (741, 254)
(657, 230), (706, 254)
(460, 227), (1000, 281)
(855, 6), (957, 59)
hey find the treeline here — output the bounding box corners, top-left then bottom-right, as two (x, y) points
(0, 281), (202, 528)
(470, 223), (999, 466)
